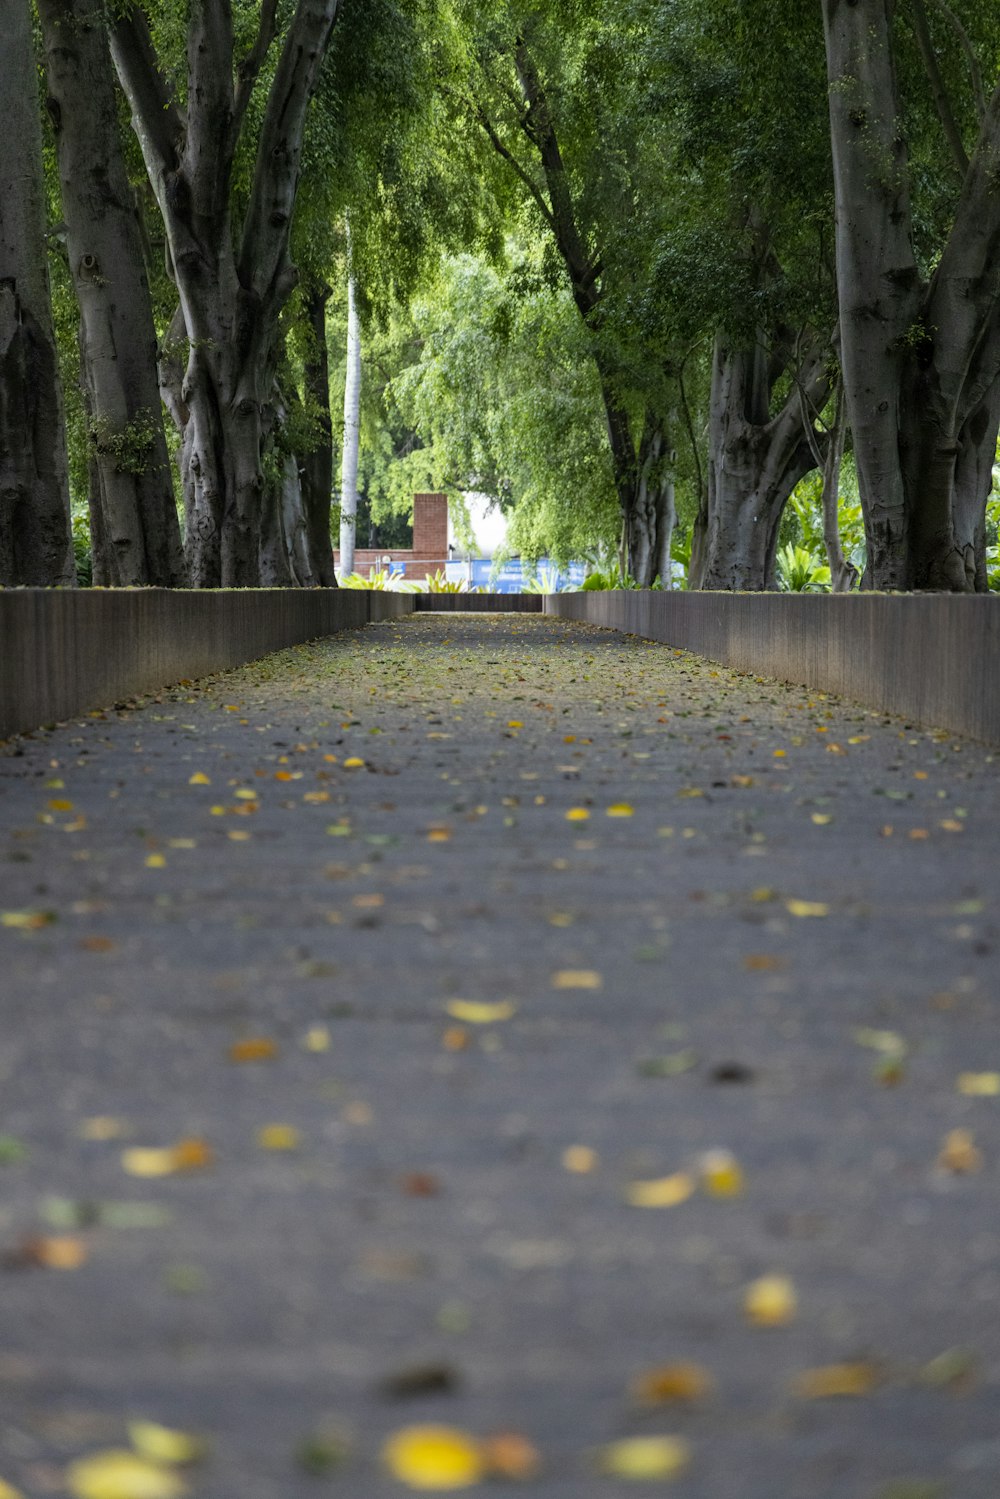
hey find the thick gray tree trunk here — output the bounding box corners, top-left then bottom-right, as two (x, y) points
(39, 0), (185, 587)
(339, 268), (361, 579)
(822, 0), (1000, 590)
(111, 0), (341, 586)
(301, 283), (337, 585)
(0, 0), (75, 587)
(700, 335), (830, 591)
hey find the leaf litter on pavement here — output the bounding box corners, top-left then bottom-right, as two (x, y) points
(0, 612), (998, 1493)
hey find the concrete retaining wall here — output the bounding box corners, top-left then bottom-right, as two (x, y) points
(414, 593), (542, 612)
(545, 591), (1000, 745)
(0, 589), (415, 740)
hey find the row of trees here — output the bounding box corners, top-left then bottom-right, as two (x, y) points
(1, 0), (998, 592)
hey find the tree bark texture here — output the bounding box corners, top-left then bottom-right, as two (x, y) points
(110, 0), (341, 586)
(40, 0), (186, 587)
(822, 0), (1000, 591)
(300, 283), (337, 585)
(0, 0), (75, 586)
(700, 335), (830, 591)
(339, 269), (361, 578)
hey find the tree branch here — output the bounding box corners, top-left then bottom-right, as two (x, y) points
(930, 0), (987, 119)
(232, 0), (280, 142)
(513, 42), (600, 316)
(911, 0), (969, 176)
(927, 77), (1000, 412)
(185, 0), (237, 217)
(109, 5), (185, 194)
(238, 0), (341, 305)
(469, 99), (554, 231)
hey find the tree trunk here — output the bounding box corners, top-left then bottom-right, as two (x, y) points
(822, 0), (1000, 591)
(820, 385), (857, 593)
(0, 0), (75, 587)
(301, 283), (337, 585)
(339, 268), (361, 579)
(627, 416), (675, 587)
(39, 0), (185, 587)
(110, 0), (342, 586)
(700, 335), (828, 591)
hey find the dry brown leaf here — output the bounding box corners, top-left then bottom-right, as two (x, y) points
(480, 1432), (542, 1480)
(938, 1129), (982, 1173)
(631, 1363), (712, 1404)
(229, 1038), (278, 1063)
(743, 953), (786, 972)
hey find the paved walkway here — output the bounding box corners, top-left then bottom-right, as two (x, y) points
(1, 613), (999, 1499)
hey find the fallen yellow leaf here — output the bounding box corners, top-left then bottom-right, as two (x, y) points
(744, 1274), (797, 1327)
(957, 1072), (1000, 1096)
(625, 1173), (695, 1208)
(699, 1149), (744, 1197)
(631, 1363), (712, 1403)
(121, 1139), (212, 1178)
(257, 1124), (301, 1151)
(562, 1145), (598, 1174)
(606, 803), (634, 817)
(144, 854), (166, 869)
(382, 1425), (484, 1490)
(444, 1000), (515, 1024)
(66, 1450), (188, 1499)
(811, 813), (833, 826)
(343, 757), (366, 770)
(0, 1478), (25, 1499)
(785, 899), (829, 918)
(79, 1116), (129, 1140)
(187, 773), (210, 785)
(565, 807), (590, 821)
(597, 1435), (691, 1480)
(303, 1025), (330, 1052)
(853, 1028), (907, 1056)
(127, 1422), (204, 1466)
(790, 1362), (878, 1399)
(938, 1129), (982, 1173)
(551, 969), (602, 990)
(0, 910), (54, 930)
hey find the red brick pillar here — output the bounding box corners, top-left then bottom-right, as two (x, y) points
(412, 493), (448, 563)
